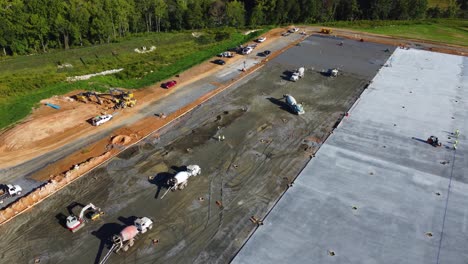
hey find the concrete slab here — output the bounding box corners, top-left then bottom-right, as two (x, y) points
(232, 49), (468, 264)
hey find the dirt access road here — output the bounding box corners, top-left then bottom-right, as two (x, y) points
(0, 35), (394, 263)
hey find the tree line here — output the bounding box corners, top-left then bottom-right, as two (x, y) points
(0, 0), (465, 55)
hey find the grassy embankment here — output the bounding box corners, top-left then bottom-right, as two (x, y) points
(321, 19), (468, 47)
(0, 29), (265, 129)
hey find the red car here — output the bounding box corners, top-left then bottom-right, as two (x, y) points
(162, 80), (177, 89)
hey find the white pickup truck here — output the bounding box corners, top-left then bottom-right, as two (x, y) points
(91, 114), (113, 126)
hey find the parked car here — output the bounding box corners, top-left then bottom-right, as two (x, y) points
(288, 28), (299, 33)
(257, 37), (266, 43)
(213, 59), (226, 65)
(218, 51), (234, 58)
(162, 80), (177, 89)
(242, 47), (253, 55)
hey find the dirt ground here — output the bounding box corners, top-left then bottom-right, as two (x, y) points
(0, 35), (394, 264)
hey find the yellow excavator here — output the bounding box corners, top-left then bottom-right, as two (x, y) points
(75, 92), (102, 104)
(109, 88), (136, 108)
(320, 28), (332, 34)
(75, 88), (136, 109)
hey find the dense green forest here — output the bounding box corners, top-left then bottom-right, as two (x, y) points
(0, 0), (465, 55)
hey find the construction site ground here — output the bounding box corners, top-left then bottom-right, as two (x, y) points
(0, 29), (304, 207)
(0, 34), (394, 263)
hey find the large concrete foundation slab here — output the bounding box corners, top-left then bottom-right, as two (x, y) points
(232, 49), (468, 264)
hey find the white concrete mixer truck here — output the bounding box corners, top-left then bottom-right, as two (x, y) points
(160, 165), (201, 199)
(283, 94), (305, 115)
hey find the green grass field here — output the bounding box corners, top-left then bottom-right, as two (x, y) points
(0, 29), (264, 129)
(322, 19), (468, 47)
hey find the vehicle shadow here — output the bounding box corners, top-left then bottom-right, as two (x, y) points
(319, 71), (331, 77)
(55, 213), (68, 229)
(86, 118), (95, 126)
(149, 172), (174, 199)
(281, 70), (293, 81)
(267, 97), (293, 114)
(411, 137), (428, 144)
(118, 216), (138, 226)
(92, 223), (124, 264)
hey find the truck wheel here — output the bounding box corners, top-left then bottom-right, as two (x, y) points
(149, 224), (153, 230)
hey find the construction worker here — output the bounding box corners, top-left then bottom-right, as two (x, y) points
(455, 129), (460, 137)
(453, 143), (457, 150)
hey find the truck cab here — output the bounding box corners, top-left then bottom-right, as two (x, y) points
(134, 217), (153, 234)
(91, 114), (113, 126)
(7, 184), (22, 196)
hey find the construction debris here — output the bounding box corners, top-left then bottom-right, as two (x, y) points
(250, 216), (264, 226)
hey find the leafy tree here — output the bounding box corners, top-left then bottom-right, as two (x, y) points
(300, 0), (320, 23)
(185, 0), (204, 29)
(336, 0), (361, 20)
(168, 0), (187, 30)
(370, 0), (393, 19)
(445, 0), (461, 17)
(286, 0), (301, 23)
(0, 0), (25, 55)
(24, 0), (52, 52)
(209, 0), (226, 26)
(410, 0), (428, 19)
(249, 2), (265, 26)
(391, 0), (410, 19)
(68, 0), (91, 45)
(154, 0), (168, 32)
(226, 0), (246, 27)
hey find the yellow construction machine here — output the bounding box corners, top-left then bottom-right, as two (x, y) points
(109, 88), (136, 108)
(320, 28), (332, 34)
(75, 92), (102, 104)
(74, 88), (136, 109)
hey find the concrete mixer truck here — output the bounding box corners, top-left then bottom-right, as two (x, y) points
(99, 217), (154, 264)
(283, 94), (305, 115)
(160, 165), (201, 199)
(290, 67), (305, 81)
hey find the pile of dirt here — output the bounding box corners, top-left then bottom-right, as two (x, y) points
(111, 135), (132, 145)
